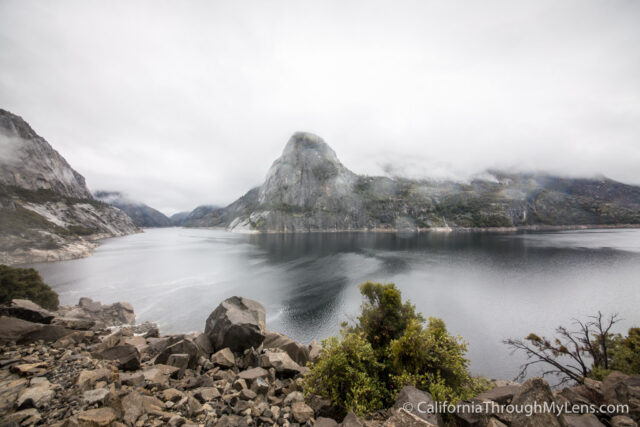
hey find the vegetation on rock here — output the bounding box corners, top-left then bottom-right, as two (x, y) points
(0, 264), (59, 310)
(303, 282), (488, 417)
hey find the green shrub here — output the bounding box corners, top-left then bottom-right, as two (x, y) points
(0, 265), (59, 310)
(304, 282), (488, 417)
(610, 328), (640, 375)
(303, 333), (387, 417)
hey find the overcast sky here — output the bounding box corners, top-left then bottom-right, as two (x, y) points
(1, 1), (639, 215)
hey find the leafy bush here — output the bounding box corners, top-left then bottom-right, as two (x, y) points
(0, 265), (59, 310)
(303, 333), (387, 416)
(304, 282), (487, 417)
(611, 328), (640, 375)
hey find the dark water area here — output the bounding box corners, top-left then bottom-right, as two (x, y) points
(29, 228), (640, 381)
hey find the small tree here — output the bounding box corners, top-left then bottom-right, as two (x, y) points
(305, 282), (487, 416)
(504, 312), (620, 385)
(356, 282), (423, 351)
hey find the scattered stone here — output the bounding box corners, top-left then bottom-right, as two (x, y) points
(94, 344), (141, 371)
(477, 384), (520, 404)
(291, 400), (314, 423)
(284, 390), (304, 405)
(154, 339), (201, 369)
(316, 417), (339, 427)
(11, 362), (47, 376)
(76, 369), (115, 391)
(16, 379), (54, 409)
(251, 377), (269, 395)
(239, 388), (257, 400)
(211, 348), (235, 368)
(78, 407), (116, 426)
(2, 408), (42, 425)
(393, 385), (443, 426)
(166, 353), (190, 379)
(563, 414), (606, 427)
(610, 415), (638, 427)
(263, 330), (310, 365)
(2, 295), (634, 427)
(261, 349), (304, 377)
(119, 371), (144, 386)
(52, 317), (96, 330)
(237, 367), (269, 384)
(82, 388), (111, 405)
(193, 386), (220, 402)
(123, 335), (148, 354)
(142, 364), (180, 386)
(341, 411), (366, 427)
(121, 390), (145, 425)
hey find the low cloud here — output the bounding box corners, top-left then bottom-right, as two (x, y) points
(1, 0), (639, 214)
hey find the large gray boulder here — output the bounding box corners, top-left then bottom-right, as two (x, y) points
(0, 316), (43, 344)
(1, 299), (55, 324)
(204, 297), (266, 352)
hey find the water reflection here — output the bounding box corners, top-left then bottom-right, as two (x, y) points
(29, 228), (640, 381)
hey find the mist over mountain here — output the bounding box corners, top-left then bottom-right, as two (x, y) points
(185, 132), (640, 232)
(94, 191), (172, 228)
(0, 109), (138, 265)
(169, 211), (191, 226)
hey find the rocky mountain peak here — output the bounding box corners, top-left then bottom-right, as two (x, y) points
(258, 132), (357, 208)
(280, 132), (340, 165)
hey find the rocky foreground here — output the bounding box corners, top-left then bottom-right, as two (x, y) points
(0, 297), (639, 427)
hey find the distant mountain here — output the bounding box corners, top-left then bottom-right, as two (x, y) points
(186, 132), (640, 232)
(94, 191), (172, 228)
(0, 109), (139, 265)
(181, 205), (222, 227)
(169, 211), (191, 226)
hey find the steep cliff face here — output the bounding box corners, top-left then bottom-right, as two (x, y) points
(94, 191), (172, 228)
(0, 109), (92, 199)
(0, 109), (139, 265)
(188, 132), (640, 232)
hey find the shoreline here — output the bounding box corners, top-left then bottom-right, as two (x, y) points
(210, 223), (640, 235)
(6, 224), (639, 266)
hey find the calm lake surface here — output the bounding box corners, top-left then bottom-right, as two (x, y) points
(30, 227), (640, 381)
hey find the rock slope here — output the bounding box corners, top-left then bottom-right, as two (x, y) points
(186, 132), (640, 233)
(0, 297), (638, 426)
(94, 192), (172, 228)
(0, 109), (139, 265)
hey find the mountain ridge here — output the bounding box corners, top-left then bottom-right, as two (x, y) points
(94, 191), (173, 228)
(185, 132), (640, 232)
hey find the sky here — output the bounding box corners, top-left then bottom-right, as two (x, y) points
(1, 1), (639, 215)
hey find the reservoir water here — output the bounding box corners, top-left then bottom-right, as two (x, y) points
(29, 227), (640, 381)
